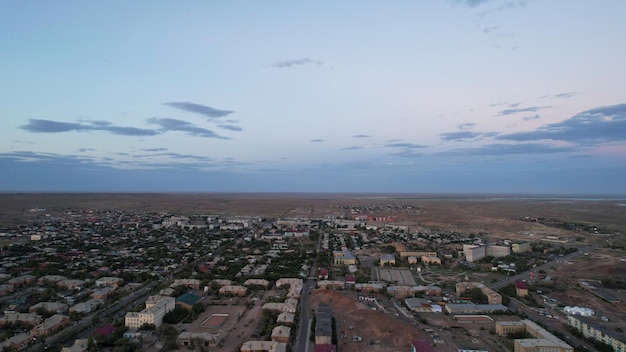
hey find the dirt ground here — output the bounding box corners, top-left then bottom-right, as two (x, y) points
(309, 289), (433, 352)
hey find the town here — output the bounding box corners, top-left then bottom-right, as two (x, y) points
(0, 201), (624, 352)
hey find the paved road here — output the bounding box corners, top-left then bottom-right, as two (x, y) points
(489, 247), (592, 290)
(295, 279), (314, 352)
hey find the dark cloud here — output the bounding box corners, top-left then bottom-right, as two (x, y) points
(352, 134), (372, 138)
(523, 115), (541, 121)
(20, 119), (159, 136)
(132, 152), (212, 161)
(147, 117), (229, 139)
(437, 143), (573, 157)
(216, 124), (243, 132)
(497, 106), (551, 116)
(309, 139), (324, 143)
(498, 103), (626, 144)
(269, 58), (323, 68)
(451, 0), (492, 7)
(163, 102), (234, 119)
(440, 131), (483, 141)
(77, 148), (96, 152)
(482, 25), (498, 34)
(141, 148), (168, 152)
(340, 146), (363, 150)
(384, 142), (427, 149)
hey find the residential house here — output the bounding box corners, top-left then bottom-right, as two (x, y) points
(240, 340), (287, 352)
(95, 277), (123, 288)
(271, 325), (291, 343)
(31, 314), (70, 336)
(219, 285), (248, 296)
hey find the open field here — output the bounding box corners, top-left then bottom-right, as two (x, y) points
(1, 193), (626, 237)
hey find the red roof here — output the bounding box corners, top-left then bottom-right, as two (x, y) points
(319, 268), (329, 276)
(94, 325), (116, 337)
(314, 344), (337, 352)
(515, 280), (528, 289)
(412, 340), (436, 352)
(345, 274), (356, 283)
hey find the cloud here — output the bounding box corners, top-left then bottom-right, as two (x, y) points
(352, 134), (372, 138)
(269, 58), (323, 68)
(458, 123), (476, 130)
(482, 25), (498, 34)
(163, 102), (234, 119)
(340, 146), (363, 150)
(497, 106), (551, 116)
(132, 152), (212, 161)
(523, 115), (541, 121)
(77, 148), (96, 152)
(309, 139), (324, 143)
(384, 142), (427, 149)
(498, 103), (626, 144)
(216, 124), (243, 132)
(20, 119), (159, 136)
(146, 117), (229, 139)
(451, 0), (492, 7)
(440, 131), (483, 141)
(437, 143), (574, 156)
(540, 92), (581, 99)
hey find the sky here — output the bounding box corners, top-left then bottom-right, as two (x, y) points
(1, 0), (625, 194)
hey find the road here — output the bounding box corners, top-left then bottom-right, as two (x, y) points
(508, 297), (596, 352)
(489, 246), (593, 290)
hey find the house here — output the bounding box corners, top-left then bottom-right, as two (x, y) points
(271, 325), (291, 343)
(91, 286), (116, 300)
(421, 255), (442, 264)
(37, 275), (68, 285)
(212, 279), (232, 287)
(379, 254), (396, 266)
(58, 279), (86, 290)
(171, 279), (201, 290)
(0, 312), (42, 326)
(411, 340), (436, 352)
(61, 338), (89, 352)
(333, 251), (357, 265)
(240, 340), (287, 352)
(30, 302), (68, 314)
(318, 280), (345, 290)
(515, 280), (529, 297)
(318, 268), (329, 280)
(178, 332), (219, 348)
(345, 274), (356, 286)
(31, 314), (70, 336)
(95, 277), (123, 288)
(219, 285), (248, 296)
(69, 299), (103, 314)
(512, 241), (531, 253)
(243, 279), (270, 289)
(277, 312), (295, 325)
(0, 333), (33, 350)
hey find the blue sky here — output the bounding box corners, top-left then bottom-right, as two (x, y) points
(1, 0), (625, 194)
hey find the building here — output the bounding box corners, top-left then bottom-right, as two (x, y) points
(515, 280), (529, 297)
(0, 312), (42, 326)
(333, 251), (357, 265)
(568, 316), (625, 352)
(171, 279), (201, 289)
(176, 292), (201, 310)
(244, 279), (270, 288)
(445, 303), (507, 314)
(69, 299), (103, 314)
(277, 312), (295, 325)
(240, 340), (286, 352)
(512, 241), (531, 253)
(411, 340), (436, 352)
(514, 338), (574, 352)
(61, 339), (89, 352)
(271, 325), (291, 343)
(31, 314), (70, 336)
(0, 333), (33, 350)
(421, 255), (442, 264)
(313, 345), (337, 352)
(380, 254), (396, 266)
(463, 245), (486, 262)
(124, 295), (175, 328)
(456, 282), (502, 304)
(487, 245), (511, 258)
(178, 332), (219, 349)
(30, 302), (68, 314)
(315, 304), (332, 345)
(219, 285), (248, 296)
(495, 321), (526, 336)
(95, 277), (124, 288)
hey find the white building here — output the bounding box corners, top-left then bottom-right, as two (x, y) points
(125, 295), (175, 328)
